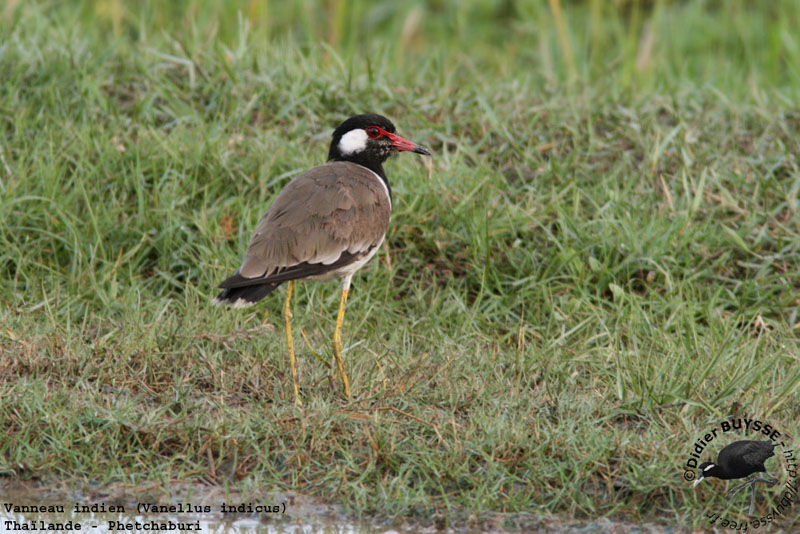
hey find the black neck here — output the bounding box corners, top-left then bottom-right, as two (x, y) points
(708, 465), (726, 478)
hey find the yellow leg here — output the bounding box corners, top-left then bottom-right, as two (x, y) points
(283, 281), (302, 406)
(332, 288), (352, 398)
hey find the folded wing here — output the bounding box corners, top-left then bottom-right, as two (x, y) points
(214, 161), (391, 306)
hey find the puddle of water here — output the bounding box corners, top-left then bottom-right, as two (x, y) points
(0, 508), (376, 534)
(0, 495), (386, 534)
(0, 491), (695, 533)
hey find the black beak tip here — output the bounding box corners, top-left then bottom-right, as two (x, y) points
(414, 145), (432, 156)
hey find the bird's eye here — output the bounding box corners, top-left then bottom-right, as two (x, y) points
(365, 127), (381, 139)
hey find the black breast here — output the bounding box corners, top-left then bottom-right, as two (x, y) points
(716, 440), (775, 479)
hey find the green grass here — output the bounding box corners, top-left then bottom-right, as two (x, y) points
(1, 0), (800, 529)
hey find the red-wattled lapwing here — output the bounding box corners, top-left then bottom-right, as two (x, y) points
(213, 114), (431, 404)
(694, 440), (778, 516)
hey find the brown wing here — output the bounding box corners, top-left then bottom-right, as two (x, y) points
(220, 161), (390, 288)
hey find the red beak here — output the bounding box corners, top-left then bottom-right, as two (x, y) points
(384, 131), (432, 156)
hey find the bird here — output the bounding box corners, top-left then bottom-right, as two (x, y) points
(213, 113), (431, 405)
(693, 440), (778, 516)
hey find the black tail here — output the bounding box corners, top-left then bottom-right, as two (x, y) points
(212, 281), (282, 308)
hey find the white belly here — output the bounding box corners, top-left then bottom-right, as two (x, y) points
(306, 237), (384, 290)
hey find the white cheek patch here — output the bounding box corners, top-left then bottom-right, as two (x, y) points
(704, 465), (715, 472)
(338, 129), (368, 155)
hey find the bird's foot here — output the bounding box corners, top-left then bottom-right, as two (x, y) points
(750, 476), (779, 487)
(725, 479), (752, 498)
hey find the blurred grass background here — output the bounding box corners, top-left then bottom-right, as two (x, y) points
(1, 0), (799, 529)
(5, 0), (800, 92)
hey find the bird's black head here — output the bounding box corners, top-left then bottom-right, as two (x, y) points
(693, 462), (717, 487)
(328, 114), (431, 173)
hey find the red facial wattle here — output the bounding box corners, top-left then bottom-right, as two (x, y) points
(365, 126), (432, 156)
